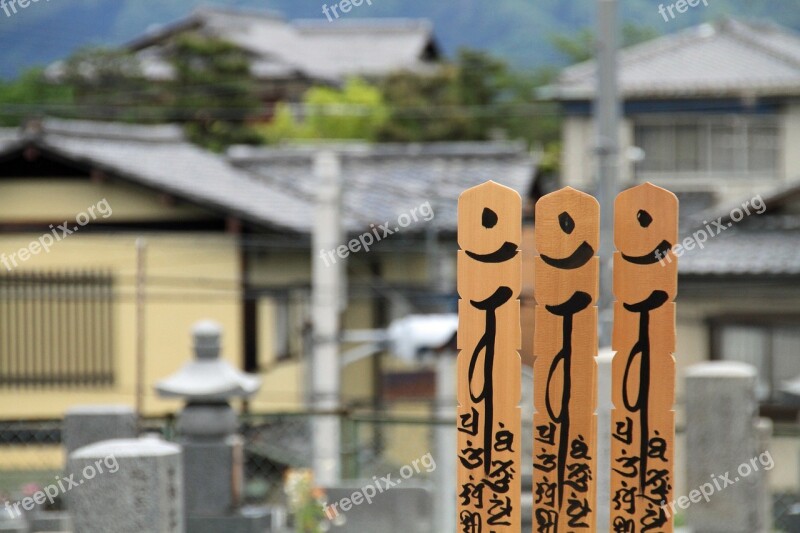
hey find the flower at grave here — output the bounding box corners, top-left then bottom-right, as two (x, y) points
(284, 469), (325, 533)
(284, 469), (312, 509)
(21, 483), (41, 498)
(311, 486), (326, 502)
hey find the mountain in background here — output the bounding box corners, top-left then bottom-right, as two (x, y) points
(0, 0), (797, 78)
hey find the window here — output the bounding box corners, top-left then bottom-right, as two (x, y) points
(258, 288), (310, 367)
(711, 318), (800, 406)
(0, 271), (115, 388)
(634, 115), (780, 178)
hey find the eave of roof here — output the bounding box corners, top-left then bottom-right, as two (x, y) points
(228, 141), (536, 235)
(126, 6), (286, 51)
(679, 230), (800, 277)
(676, 176), (800, 277)
(125, 8), (439, 83)
(545, 18), (800, 101)
(0, 119), (313, 234)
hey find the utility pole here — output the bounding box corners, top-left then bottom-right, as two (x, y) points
(595, 1), (620, 530)
(595, 0), (620, 349)
(311, 151), (343, 486)
(135, 238), (147, 434)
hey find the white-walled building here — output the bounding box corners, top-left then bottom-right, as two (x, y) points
(547, 18), (800, 207)
(547, 18), (800, 499)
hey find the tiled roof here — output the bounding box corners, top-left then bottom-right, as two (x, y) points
(680, 180), (800, 276)
(227, 142), (537, 234)
(1, 119), (535, 236)
(291, 19), (437, 80)
(127, 7), (439, 83)
(680, 230), (800, 276)
(2, 119), (314, 233)
(547, 18), (800, 100)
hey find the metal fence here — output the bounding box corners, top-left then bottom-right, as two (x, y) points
(1, 412), (799, 529)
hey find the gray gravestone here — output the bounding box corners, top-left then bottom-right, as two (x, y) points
(324, 484), (432, 533)
(685, 362), (771, 533)
(28, 510), (71, 532)
(0, 512), (29, 532)
(63, 406), (136, 454)
(67, 435), (183, 533)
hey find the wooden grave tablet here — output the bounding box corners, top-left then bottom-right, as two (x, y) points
(610, 182), (678, 533)
(533, 187), (599, 532)
(457, 180), (522, 532)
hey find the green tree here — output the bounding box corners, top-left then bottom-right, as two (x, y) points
(58, 47), (154, 123)
(166, 34), (262, 151)
(259, 78), (389, 143)
(0, 68), (74, 127)
(378, 49), (560, 146)
(552, 28), (596, 64)
(377, 65), (469, 142)
(552, 23), (661, 63)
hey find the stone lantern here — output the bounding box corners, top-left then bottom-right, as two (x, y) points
(155, 320), (267, 532)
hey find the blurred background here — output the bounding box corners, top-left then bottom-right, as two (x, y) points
(0, 0), (799, 532)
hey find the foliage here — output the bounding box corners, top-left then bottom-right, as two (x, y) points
(376, 65), (468, 142)
(0, 43), (564, 149)
(59, 47), (145, 92)
(50, 36), (263, 150)
(377, 49), (561, 146)
(57, 47), (155, 123)
(622, 23), (661, 49)
(552, 23), (661, 63)
(0, 69), (74, 127)
(259, 78), (389, 143)
(551, 29), (597, 64)
(165, 33), (263, 151)
(259, 49), (561, 146)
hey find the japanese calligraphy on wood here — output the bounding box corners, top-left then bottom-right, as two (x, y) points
(610, 183), (678, 533)
(533, 187), (599, 532)
(457, 181), (522, 532)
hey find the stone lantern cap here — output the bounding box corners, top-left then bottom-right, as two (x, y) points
(155, 320), (261, 401)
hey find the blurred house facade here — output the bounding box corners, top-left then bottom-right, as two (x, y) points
(0, 118), (536, 469)
(549, 17), (800, 493)
(549, 18), (800, 206)
(120, 6), (440, 104)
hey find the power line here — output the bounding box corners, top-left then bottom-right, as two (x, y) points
(0, 101), (564, 120)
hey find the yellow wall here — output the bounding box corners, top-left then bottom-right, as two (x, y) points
(0, 177), (244, 421)
(0, 179), (210, 223)
(0, 175), (446, 474)
(0, 233), (242, 419)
